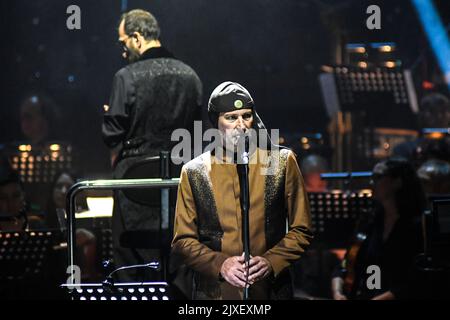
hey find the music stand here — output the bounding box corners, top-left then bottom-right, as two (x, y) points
(308, 190), (374, 249)
(8, 141), (73, 184)
(61, 282), (171, 301)
(320, 66), (419, 171)
(321, 66), (419, 118)
(0, 230), (65, 298)
(7, 141), (73, 213)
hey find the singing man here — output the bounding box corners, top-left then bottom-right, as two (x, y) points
(171, 81), (312, 299)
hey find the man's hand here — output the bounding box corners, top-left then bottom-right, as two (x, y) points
(246, 256), (272, 284)
(220, 254), (248, 288)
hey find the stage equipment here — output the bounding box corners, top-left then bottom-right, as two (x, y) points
(320, 66), (419, 171)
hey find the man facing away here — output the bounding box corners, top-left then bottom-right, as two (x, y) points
(102, 9), (202, 281)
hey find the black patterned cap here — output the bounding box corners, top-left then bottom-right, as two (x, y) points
(208, 81), (254, 114)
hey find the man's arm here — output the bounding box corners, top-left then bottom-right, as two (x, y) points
(262, 150), (313, 277)
(102, 68), (134, 165)
(331, 276), (348, 300)
(171, 168), (230, 280)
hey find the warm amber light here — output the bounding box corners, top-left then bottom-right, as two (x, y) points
(50, 144), (60, 151)
(348, 46), (366, 53)
(384, 61), (396, 68)
(379, 45), (393, 52)
(357, 61), (368, 68)
(18, 144), (32, 152)
(427, 132), (444, 139)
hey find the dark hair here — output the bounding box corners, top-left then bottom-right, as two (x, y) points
(45, 170), (83, 229)
(374, 157), (426, 219)
(300, 154), (328, 174)
(420, 93), (450, 112)
(19, 92), (62, 139)
(120, 9), (160, 41)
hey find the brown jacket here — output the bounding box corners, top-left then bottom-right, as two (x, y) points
(171, 148), (312, 299)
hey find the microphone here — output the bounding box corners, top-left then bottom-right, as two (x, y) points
(237, 134), (251, 300)
(240, 135), (250, 165)
(102, 261), (160, 292)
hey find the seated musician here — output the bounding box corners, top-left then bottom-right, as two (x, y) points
(0, 168), (27, 231)
(331, 158), (426, 300)
(0, 163), (47, 231)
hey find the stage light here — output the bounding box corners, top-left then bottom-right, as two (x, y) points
(49, 144), (60, 151)
(412, 0), (450, 90)
(357, 61), (368, 68)
(380, 45), (393, 52)
(346, 43), (366, 53)
(18, 144), (32, 152)
(9, 143), (73, 183)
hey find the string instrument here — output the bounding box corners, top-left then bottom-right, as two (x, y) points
(342, 210), (375, 298)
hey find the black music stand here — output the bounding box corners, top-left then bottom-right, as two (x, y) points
(7, 141), (73, 214)
(292, 190), (374, 299)
(0, 230), (65, 299)
(61, 282), (171, 301)
(308, 190), (374, 249)
(324, 66), (419, 125)
(8, 141), (73, 184)
(320, 66), (419, 171)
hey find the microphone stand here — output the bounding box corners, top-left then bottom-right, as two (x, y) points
(238, 136), (251, 300)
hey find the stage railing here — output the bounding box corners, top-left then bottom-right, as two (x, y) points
(65, 178), (180, 283)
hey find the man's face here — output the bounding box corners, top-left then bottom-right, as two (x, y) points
(0, 182), (24, 216)
(218, 108), (253, 150)
(118, 20), (140, 63)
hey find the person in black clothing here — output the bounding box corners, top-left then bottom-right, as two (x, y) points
(102, 9), (202, 281)
(331, 158), (426, 300)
